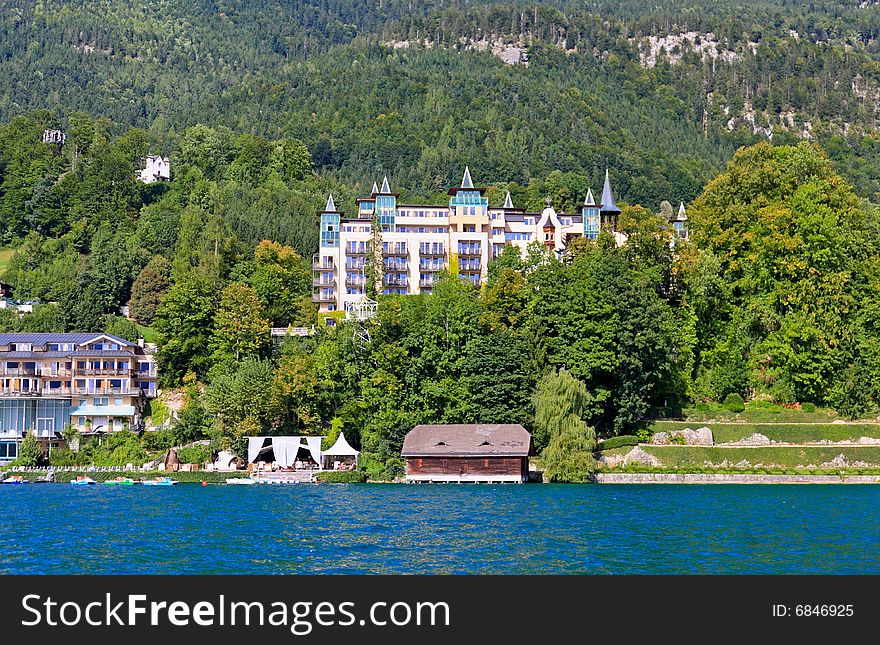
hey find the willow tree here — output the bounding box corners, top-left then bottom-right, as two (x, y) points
(533, 369), (596, 482)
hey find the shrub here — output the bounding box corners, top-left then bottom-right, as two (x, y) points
(177, 445), (212, 465)
(695, 402), (710, 412)
(141, 428), (176, 453)
(315, 470), (367, 483)
(722, 393), (745, 413)
(13, 431), (43, 467)
(801, 402), (817, 413)
(598, 435), (641, 450)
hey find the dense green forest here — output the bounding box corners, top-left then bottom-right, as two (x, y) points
(2, 1), (880, 478)
(5, 1), (880, 201)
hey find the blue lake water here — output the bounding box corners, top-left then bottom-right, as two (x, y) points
(1, 484), (878, 574)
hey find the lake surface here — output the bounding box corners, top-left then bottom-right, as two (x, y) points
(2, 484), (878, 574)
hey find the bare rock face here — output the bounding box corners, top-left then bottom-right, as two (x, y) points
(650, 427), (714, 445)
(624, 446), (661, 467)
(823, 454), (849, 468)
(651, 431), (670, 445)
(688, 427), (714, 445)
(598, 452), (627, 467)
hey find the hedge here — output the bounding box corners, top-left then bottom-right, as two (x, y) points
(722, 393), (745, 413)
(315, 471), (367, 483)
(0, 469), (250, 483)
(598, 435), (641, 450)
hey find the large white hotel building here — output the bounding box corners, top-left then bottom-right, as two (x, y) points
(313, 168), (686, 313)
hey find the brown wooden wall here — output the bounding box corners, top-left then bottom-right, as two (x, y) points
(406, 456), (526, 477)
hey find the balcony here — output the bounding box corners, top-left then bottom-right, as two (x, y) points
(346, 245), (369, 256)
(419, 262), (447, 272)
(312, 254), (335, 271)
(312, 276), (336, 288)
(72, 386), (139, 396)
(345, 277), (366, 288)
(1, 368), (37, 376)
(75, 368), (131, 377)
(134, 369), (157, 379)
(419, 279), (436, 288)
(345, 261), (366, 270)
(43, 387), (73, 396)
(457, 247), (481, 257)
(0, 388), (41, 397)
(419, 246), (445, 256)
(383, 245), (408, 257)
(37, 368), (73, 378)
(313, 293), (336, 303)
(383, 277), (408, 288)
(383, 262), (408, 272)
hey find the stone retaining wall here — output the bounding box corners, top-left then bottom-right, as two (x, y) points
(596, 473), (880, 484)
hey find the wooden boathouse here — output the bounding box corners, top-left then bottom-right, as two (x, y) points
(402, 424), (534, 483)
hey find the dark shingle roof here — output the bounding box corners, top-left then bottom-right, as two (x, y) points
(0, 350), (142, 359)
(0, 333), (133, 347)
(402, 424), (533, 457)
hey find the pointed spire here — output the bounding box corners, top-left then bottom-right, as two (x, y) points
(371, 181), (379, 195)
(324, 193), (336, 212)
(584, 188), (596, 206)
(678, 201), (687, 220)
(461, 166), (473, 189)
(600, 169), (619, 213)
(503, 191), (514, 209)
(380, 175), (390, 193)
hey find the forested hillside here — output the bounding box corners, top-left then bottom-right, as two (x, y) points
(4, 1), (880, 201)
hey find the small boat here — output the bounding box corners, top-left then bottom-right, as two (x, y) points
(70, 476), (97, 485)
(141, 476), (177, 486)
(104, 477), (135, 486)
(1, 475), (28, 484)
(226, 477), (257, 485)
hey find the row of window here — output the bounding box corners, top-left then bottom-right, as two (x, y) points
(395, 227), (447, 233)
(398, 210), (448, 218)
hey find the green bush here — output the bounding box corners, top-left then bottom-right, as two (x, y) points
(801, 402), (817, 413)
(598, 435), (641, 450)
(141, 428), (176, 452)
(13, 432), (44, 467)
(722, 393), (745, 413)
(315, 470), (367, 483)
(695, 402), (710, 412)
(177, 445), (212, 465)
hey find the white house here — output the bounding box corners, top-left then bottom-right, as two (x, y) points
(138, 155), (171, 184)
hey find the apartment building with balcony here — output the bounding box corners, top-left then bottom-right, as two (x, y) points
(0, 333), (158, 462)
(313, 168), (631, 314)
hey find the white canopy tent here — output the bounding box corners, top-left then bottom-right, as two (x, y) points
(246, 436), (325, 469)
(321, 433), (359, 470)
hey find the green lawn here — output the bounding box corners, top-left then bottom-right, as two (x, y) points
(650, 421), (880, 444)
(136, 324), (158, 344)
(678, 403), (841, 423)
(0, 247), (14, 276)
(639, 445), (880, 468)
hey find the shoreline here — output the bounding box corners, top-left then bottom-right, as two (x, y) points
(596, 473), (880, 484)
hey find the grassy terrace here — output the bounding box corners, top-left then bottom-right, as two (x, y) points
(635, 445), (880, 468)
(649, 421), (880, 443)
(597, 465), (880, 476)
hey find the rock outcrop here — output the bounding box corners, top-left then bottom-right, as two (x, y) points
(650, 427), (714, 446)
(623, 446), (662, 467)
